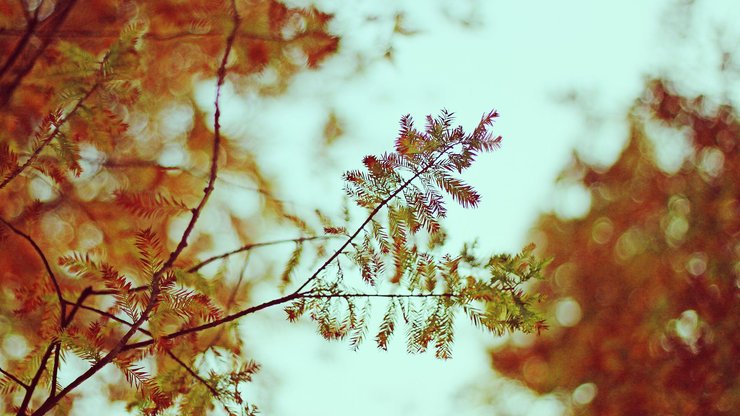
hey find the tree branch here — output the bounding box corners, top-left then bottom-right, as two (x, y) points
(292, 143), (454, 295)
(165, 352), (220, 398)
(0, 79), (98, 190)
(121, 143), (462, 353)
(187, 235), (335, 273)
(0, 216), (66, 327)
(50, 344), (60, 397)
(123, 291), (305, 352)
(17, 342), (56, 415)
(0, 366), (28, 390)
(74, 303), (223, 405)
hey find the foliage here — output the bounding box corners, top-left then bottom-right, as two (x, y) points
(489, 79), (738, 415)
(0, 1), (546, 415)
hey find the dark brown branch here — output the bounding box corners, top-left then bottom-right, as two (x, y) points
(17, 342), (56, 415)
(166, 352), (220, 398)
(77, 302), (221, 403)
(87, 285), (148, 296)
(122, 288), (460, 352)
(0, 216), (66, 326)
(74, 303), (153, 339)
(50, 344), (60, 397)
(30, 4), (242, 414)
(188, 235), (334, 273)
(123, 291), (303, 352)
(0, 366), (28, 390)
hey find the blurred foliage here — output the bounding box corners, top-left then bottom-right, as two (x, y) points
(490, 78), (738, 415)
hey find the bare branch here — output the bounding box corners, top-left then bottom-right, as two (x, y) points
(0, 366), (28, 390)
(188, 235), (335, 273)
(165, 352), (220, 398)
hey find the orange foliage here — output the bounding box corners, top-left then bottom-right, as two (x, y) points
(490, 80), (739, 415)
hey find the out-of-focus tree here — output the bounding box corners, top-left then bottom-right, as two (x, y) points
(0, 1), (547, 415)
(490, 78), (738, 415)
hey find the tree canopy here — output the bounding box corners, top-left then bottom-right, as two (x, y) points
(490, 79), (738, 415)
(0, 1), (547, 415)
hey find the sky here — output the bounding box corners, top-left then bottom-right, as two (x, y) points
(54, 0), (738, 415)
(208, 1), (737, 416)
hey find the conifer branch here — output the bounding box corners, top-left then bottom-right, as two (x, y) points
(0, 216), (66, 327)
(75, 303), (222, 402)
(122, 291), (306, 352)
(188, 235), (336, 273)
(121, 132), (477, 353)
(0, 366), (28, 390)
(0, 80), (98, 190)
(293, 142), (454, 295)
(28, 4), (242, 414)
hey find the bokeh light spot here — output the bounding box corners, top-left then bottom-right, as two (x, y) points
(2, 334), (29, 360)
(555, 297), (582, 327)
(591, 217), (614, 244)
(685, 252), (707, 276)
(572, 382), (598, 405)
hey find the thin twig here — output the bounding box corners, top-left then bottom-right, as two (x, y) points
(87, 285), (148, 296)
(17, 342), (56, 415)
(122, 289), (460, 352)
(0, 4), (40, 78)
(123, 290), (305, 351)
(166, 352), (220, 398)
(0, 366), (28, 390)
(63, 287), (92, 326)
(188, 235), (334, 273)
(51, 344), (60, 397)
(0, 216), (66, 326)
